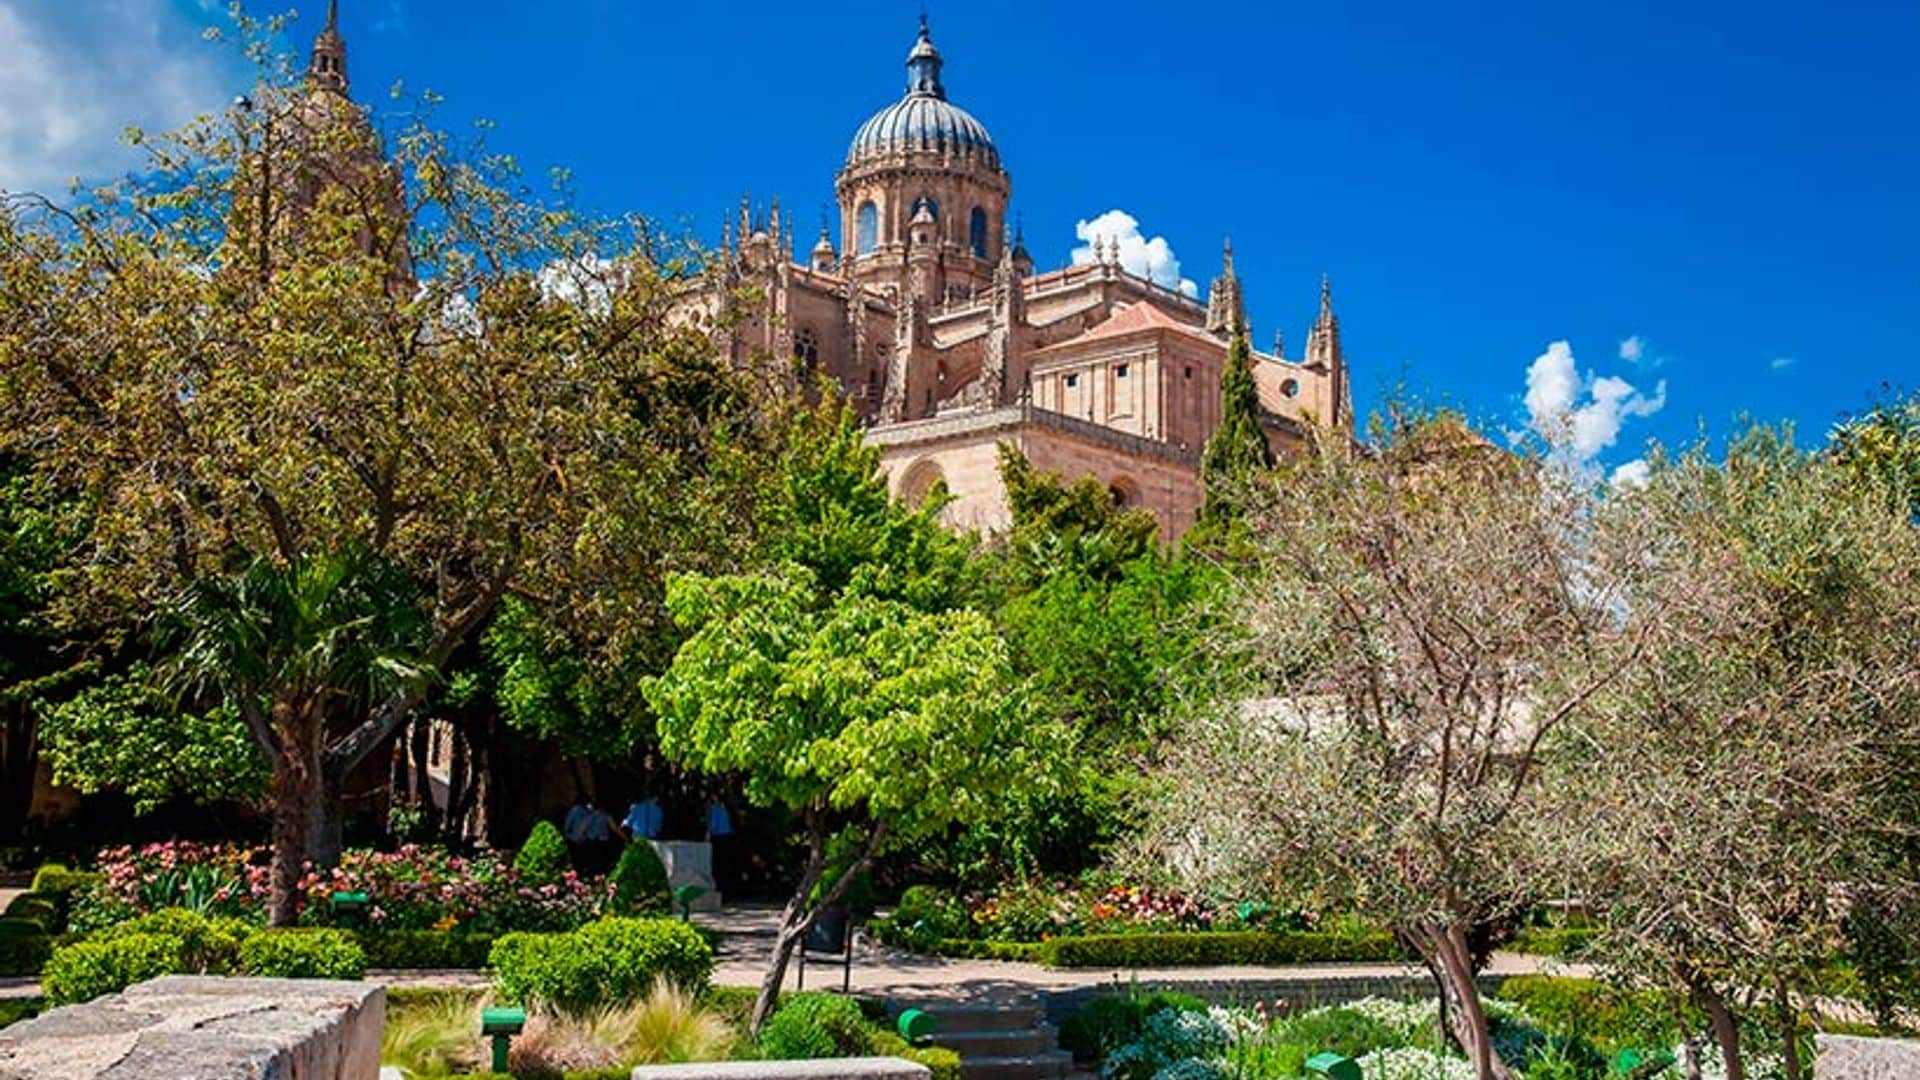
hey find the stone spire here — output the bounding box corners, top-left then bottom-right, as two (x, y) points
(905, 14), (945, 99)
(1304, 274), (1341, 369)
(970, 226), (1023, 408)
(308, 0), (348, 94)
(1304, 274), (1351, 428)
(1204, 237), (1245, 337)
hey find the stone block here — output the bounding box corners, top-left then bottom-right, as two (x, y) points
(651, 840), (722, 912)
(0, 975), (384, 1079)
(1816, 1033), (1920, 1079)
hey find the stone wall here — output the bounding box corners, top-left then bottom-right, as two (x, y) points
(0, 976), (384, 1080)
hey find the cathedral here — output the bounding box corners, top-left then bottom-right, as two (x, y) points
(700, 16), (1354, 539)
(297, 8), (1355, 541)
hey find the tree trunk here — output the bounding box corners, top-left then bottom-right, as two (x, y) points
(268, 696), (319, 928)
(1775, 977), (1804, 1080)
(747, 815), (890, 1035)
(1410, 920), (1514, 1080)
(1689, 976), (1745, 1080)
(306, 762), (344, 869)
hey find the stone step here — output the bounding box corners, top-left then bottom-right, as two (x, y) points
(897, 1000), (1042, 1033)
(957, 1050), (1075, 1080)
(928, 1024), (1059, 1058)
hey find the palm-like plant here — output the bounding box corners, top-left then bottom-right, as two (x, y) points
(158, 544), (427, 925)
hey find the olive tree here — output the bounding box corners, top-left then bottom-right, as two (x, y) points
(1147, 413), (1636, 1080)
(1551, 429), (1920, 1080)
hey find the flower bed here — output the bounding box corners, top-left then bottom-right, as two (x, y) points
(71, 842), (599, 936)
(868, 880), (1391, 968)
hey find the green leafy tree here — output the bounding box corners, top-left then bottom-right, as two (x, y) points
(0, 28), (731, 921)
(643, 412), (1057, 1032)
(37, 666), (269, 814)
(1195, 327), (1274, 535)
(645, 568), (1051, 1032)
(996, 444), (1157, 585)
(0, 457), (85, 838)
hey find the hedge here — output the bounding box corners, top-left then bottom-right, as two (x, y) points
(42, 933), (185, 1006)
(490, 917), (714, 1013)
(1508, 926), (1599, 959)
(1035, 930), (1410, 968)
(239, 929), (367, 980)
(354, 929), (497, 970)
(4, 893), (60, 933)
(0, 917), (52, 977)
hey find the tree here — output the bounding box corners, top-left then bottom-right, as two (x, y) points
(645, 570), (1050, 1032)
(1552, 429), (1920, 1080)
(1830, 389), (1920, 519)
(0, 457), (83, 839)
(643, 411), (1059, 1032)
(997, 444), (1158, 585)
(37, 666), (270, 815)
(1147, 412), (1632, 1080)
(0, 35), (720, 921)
(1195, 327), (1274, 535)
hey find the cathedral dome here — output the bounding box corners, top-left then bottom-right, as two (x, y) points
(846, 18), (999, 170)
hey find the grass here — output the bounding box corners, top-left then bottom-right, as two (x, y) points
(380, 981), (737, 1079)
(0, 997), (44, 1029)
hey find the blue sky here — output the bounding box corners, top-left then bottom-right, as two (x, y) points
(4, 1), (1916, 477)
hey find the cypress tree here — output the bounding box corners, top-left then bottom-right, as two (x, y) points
(1198, 326), (1274, 530)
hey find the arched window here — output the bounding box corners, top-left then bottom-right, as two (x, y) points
(856, 201), (878, 254)
(914, 195), (939, 221)
(969, 207), (989, 258)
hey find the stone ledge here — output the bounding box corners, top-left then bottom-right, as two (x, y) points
(629, 1057), (930, 1080)
(1816, 1033), (1920, 1079)
(0, 975), (383, 1080)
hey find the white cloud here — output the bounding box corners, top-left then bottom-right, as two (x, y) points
(0, 0), (226, 195)
(1609, 459), (1651, 489)
(1770, 355), (1796, 371)
(1618, 335), (1643, 362)
(1070, 209), (1199, 297)
(1523, 339), (1667, 466)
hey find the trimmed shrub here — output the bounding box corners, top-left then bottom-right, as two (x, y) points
(490, 917), (714, 1013)
(92, 909), (250, 975)
(870, 1030), (963, 1080)
(1059, 990), (1207, 1063)
(5, 893), (60, 933)
(0, 918), (53, 977)
(238, 929), (367, 980)
(28, 865), (102, 924)
(607, 842), (671, 916)
(1038, 930), (1407, 968)
(354, 929), (496, 970)
(758, 993), (871, 1059)
(877, 885), (967, 947)
(513, 821), (570, 884)
(1508, 926), (1599, 959)
(42, 933), (184, 1006)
